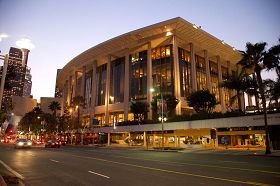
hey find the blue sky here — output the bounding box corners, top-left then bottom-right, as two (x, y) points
(0, 0), (279, 101)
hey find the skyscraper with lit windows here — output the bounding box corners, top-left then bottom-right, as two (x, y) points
(0, 47), (32, 110)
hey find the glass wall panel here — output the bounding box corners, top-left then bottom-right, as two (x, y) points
(152, 45), (174, 96)
(210, 61), (220, 101)
(196, 55), (206, 90)
(95, 64), (107, 106)
(94, 113), (105, 126)
(84, 70), (92, 108)
(130, 50), (147, 101)
(109, 112), (124, 126)
(222, 66), (230, 107)
(178, 48), (191, 97)
(110, 57), (125, 104)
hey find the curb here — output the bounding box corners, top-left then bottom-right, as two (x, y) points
(0, 176), (7, 186)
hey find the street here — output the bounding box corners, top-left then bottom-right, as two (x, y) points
(0, 145), (279, 186)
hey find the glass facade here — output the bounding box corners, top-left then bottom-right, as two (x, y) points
(196, 55), (206, 90)
(130, 50), (147, 101)
(95, 64), (107, 106)
(152, 45), (174, 96)
(110, 57), (125, 104)
(109, 112), (124, 126)
(94, 113), (105, 126)
(85, 70), (93, 108)
(210, 60), (220, 101)
(222, 66), (230, 108)
(178, 48), (191, 97)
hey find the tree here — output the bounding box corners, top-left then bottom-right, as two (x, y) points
(151, 94), (179, 120)
(187, 90), (217, 113)
(238, 42), (279, 154)
(130, 101), (149, 123)
(48, 101), (61, 117)
(220, 68), (251, 112)
(18, 107), (43, 135)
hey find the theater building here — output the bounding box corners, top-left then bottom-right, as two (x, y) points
(56, 17), (280, 148)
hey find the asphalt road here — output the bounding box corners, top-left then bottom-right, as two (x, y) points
(0, 145), (279, 186)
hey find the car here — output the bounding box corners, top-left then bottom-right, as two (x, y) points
(15, 138), (32, 149)
(45, 140), (61, 148)
(58, 140), (66, 146)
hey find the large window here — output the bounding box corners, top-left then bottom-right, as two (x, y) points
(84, 70), (92, 108)
(178, 48), (191, 97)
(152, 45), (174, 96)
(130, 50), (147, 101)
(110, 57), (125, 104)
(196, 55), (206, 90)
(210, 61), (220, 101)
(95, 64), (107, 106)
(222, 66), (230, 107)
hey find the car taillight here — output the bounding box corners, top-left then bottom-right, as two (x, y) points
(52, 143), (55, 145)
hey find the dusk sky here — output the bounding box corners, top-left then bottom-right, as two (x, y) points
(0, 0), (279, 102)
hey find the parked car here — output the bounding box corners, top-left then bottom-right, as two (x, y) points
(45, 140), (61, 148)
(15, 138), (32, 149)
(58, 140), (66, 146)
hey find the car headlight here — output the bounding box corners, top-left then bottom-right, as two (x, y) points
(17, 142), (24, 146)
(27, 142), (32, 146)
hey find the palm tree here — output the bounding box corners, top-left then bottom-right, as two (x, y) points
(48, 101), (61, 117)
(238, 42), (279, 154)
(220, 68), (250, 112)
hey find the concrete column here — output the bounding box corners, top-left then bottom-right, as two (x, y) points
(105, 56), (111, 125)
(81, 66), (86, 98)
(124, 50), (130, 121)
(248, 95), (253, 106)
(173, 35), (181, 115)
(107, 132), (111, 146)
(190, 43), (197, 92)
(241, 93), (245, 111)
(67, 75), (72, 105)
(204, 50), (211, 92)
(143, 131), (147, 147)
(217, 56), (226, 113)
(147, 42), (153, 120)
(0, 54), (9, 108)
(174, 130), (178, 147)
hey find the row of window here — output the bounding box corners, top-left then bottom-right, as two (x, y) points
(67, 45), (231, 107)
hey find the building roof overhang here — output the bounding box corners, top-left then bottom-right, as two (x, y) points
(57, 17), (242, 87)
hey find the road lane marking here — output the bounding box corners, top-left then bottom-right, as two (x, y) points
(219, 160), (248, 164)
(0, 160), (24, 180)
(50, 159), (59, 163)
(112, 155), (280, 175)
(72, 155), (273, 186)
(88, 171), (110, 179)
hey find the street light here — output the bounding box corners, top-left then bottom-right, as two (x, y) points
(150, 85), (167, 149)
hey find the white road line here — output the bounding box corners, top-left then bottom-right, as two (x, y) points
(88, 171), (110, 179)
(0, 160), (24, 180)
(50, 159), (59, 163)
(219, 160), (248, 164)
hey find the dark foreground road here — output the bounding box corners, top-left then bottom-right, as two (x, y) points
(0, 145), (279, 186)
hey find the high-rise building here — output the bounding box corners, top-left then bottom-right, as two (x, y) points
(0, 47), (32, 110)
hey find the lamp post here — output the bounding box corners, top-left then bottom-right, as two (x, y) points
(150, 86), (167, 149)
